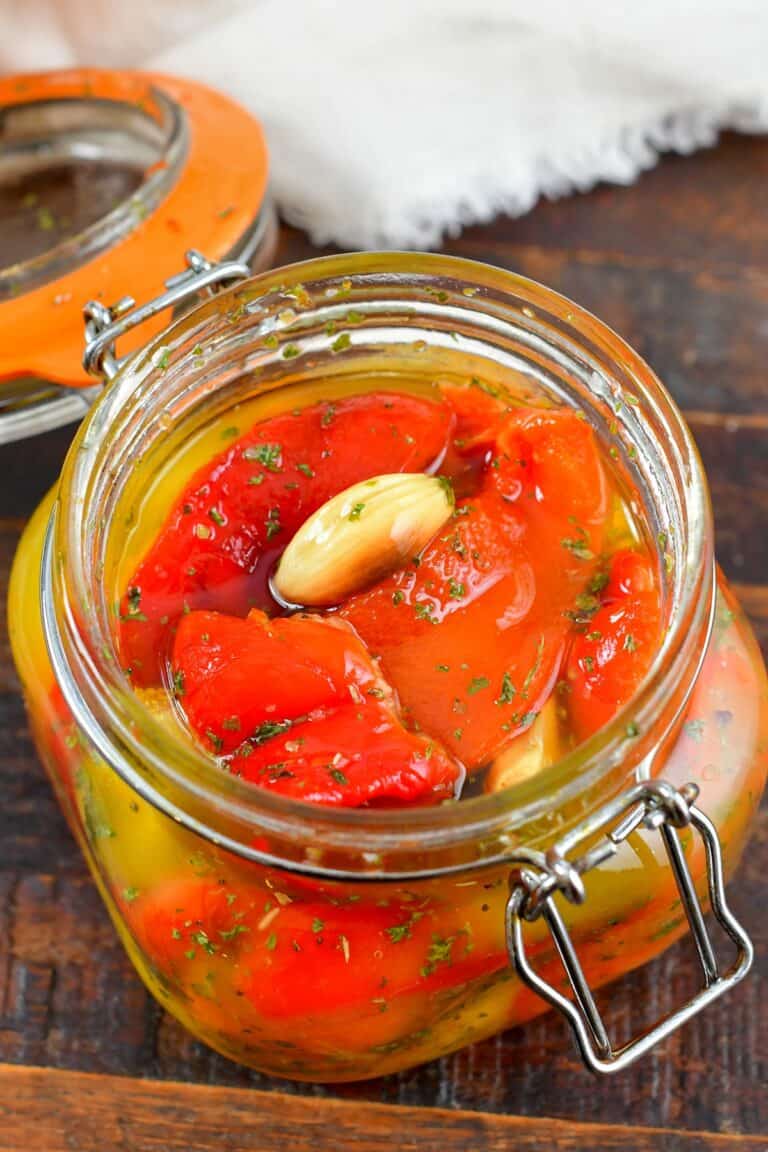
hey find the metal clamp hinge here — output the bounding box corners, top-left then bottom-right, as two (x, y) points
(506, 780), (753, 1074)
(82, 249), (251, 384)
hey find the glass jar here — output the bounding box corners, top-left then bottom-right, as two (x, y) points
(0, 68), (276, 444)
(9, 253), (767, 1081)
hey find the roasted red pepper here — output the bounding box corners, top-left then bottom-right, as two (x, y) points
(129, 877), (506, 1024)
(119, 393), (454, 683)
(172, 608), (462, 806)
(134, 876), (246, 974)
(341, 408), (609, 766)
(565, 549), (661, 741)
(235, 899), (504, 1020)
(123, 385), (663, 799)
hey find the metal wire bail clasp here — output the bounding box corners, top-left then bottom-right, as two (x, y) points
(83, 249), (251, 384)
(506, 780), (753, 1074)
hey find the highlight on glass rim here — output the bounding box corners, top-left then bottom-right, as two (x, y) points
(1, 3), (767, 1145)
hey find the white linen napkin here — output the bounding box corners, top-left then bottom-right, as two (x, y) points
(2, 0), (767, 249)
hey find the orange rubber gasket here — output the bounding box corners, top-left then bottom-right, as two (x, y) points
(0, 68), (269, 387)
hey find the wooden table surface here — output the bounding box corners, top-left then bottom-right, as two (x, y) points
(1, 132), (766, 1151)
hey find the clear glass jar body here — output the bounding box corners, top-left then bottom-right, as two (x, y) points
(9, 254), (768, 1080)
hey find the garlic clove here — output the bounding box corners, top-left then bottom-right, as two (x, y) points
(273, 472), (454, 607)
(484, 698), (562, 793)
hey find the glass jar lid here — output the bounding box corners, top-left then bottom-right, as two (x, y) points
(0, 68), (273, 442)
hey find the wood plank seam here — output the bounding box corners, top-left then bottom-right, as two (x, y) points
(0, 1063), (765, 1152)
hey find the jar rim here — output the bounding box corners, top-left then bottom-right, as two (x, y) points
(45, 252), (716, 878)
(0, 86), (187, 298)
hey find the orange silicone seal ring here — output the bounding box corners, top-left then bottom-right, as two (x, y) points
(0, 68), (270, 387)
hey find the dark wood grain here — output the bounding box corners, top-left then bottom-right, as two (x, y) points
(1, 132), (767, 1143)
(1, 1063), (766, 1152)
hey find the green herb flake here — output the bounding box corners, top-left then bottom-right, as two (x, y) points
(623, 634), (638, 653)
(208, 507), (226, 526)
(685, 719), (705, 742)
(265, 507), (282, 539)
(420, 934), (454, 977)
(561, 535), (594, 561)
(250, 719), (292, 745)
(311, 917), (325, 934)
(348, 502), (365, 521)
(467, 676), (490, 696)
(386, 922), (412, 943)
(436, 475), (455, 507)
(495, 672), (516, 705)
(329, 767), (349, 786)
(279, 283), (309, 308)
(448, 530), (467, 559)
(121, 585), (148, 623)
(321, 404), (337, 427)
(282, 343), (301, 359)
(219, 924), (250, 942)
(244, 442), (282, 471)
(448, 577), (466, 600)
(414, 601), (438, 624)
(296, 462), (315, 478)
(191, 930), (217, 956)
(265, 932), (278, 951)
(205, 729), (224, 754)
(123, 887), (140, 903)
(469, 376), (500, 399)
(392, 590), (405, 606)
(130, 196), (148, 222)
(331, 332), (351, 353)
(521, 635), (546, 697)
